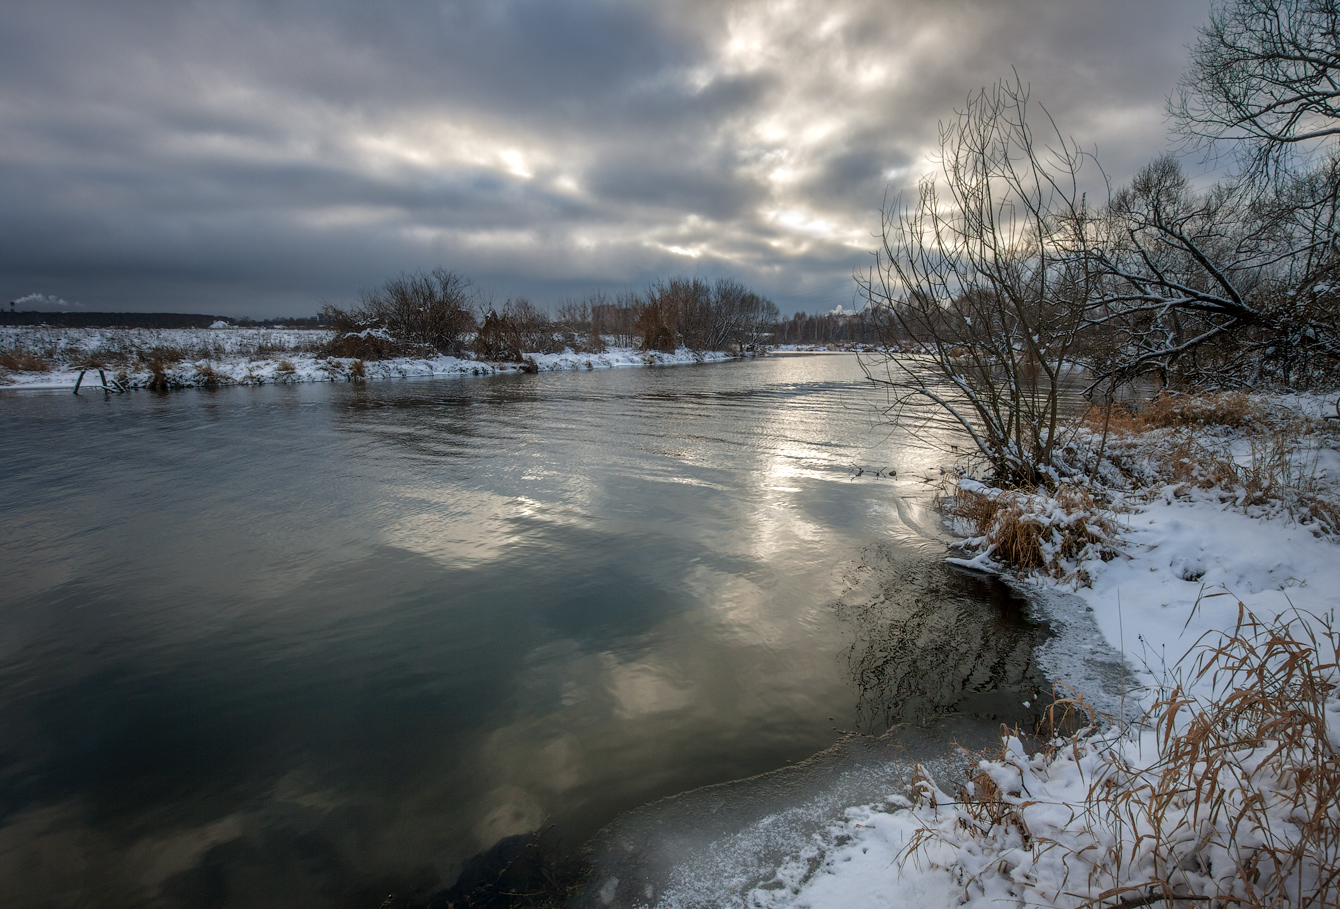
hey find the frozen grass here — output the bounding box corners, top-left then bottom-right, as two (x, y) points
(947, 393), (1340, 585)
(1086, 394), (1340, 540)
(0, 350), (51, 372)
(0, 325), (329, 366)
(893, 604), (1340, 909)
(750, 605), (1340, 909)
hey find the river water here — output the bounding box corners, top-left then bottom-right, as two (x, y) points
(0, 354), (1049, 908)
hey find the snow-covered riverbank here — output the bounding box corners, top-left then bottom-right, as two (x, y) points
(0, 326), (737, 390)
(735, 393), (1340, 908)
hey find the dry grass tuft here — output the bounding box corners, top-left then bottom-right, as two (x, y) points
(1140, 390), (1263, 429)
(193, 364), (229, 388)
(0, 350), (52, 372)
(1096, 603), (1340, 908)
(1085, 392), (1265, 436)
(946, 482), (1120, 585)
(137, 345), (187, 367)
(1078, 391), (1340, 538)
(1082, 401), (1148, 436)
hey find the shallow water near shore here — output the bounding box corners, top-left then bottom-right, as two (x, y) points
(0, 354), (1051, 908)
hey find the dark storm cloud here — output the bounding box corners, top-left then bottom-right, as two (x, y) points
(0, 0), (1211, 316)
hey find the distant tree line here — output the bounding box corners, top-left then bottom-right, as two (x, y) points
(319, 272), (780, 362)
(772, 309), (878, 345)
(0, 311), (298, 329)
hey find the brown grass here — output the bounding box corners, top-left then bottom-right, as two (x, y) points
(1080, 391), (1340, 538)
(1148, 604), (1337, 905)
(193, 364), (228, 388)
(1142, 391), (1262, 429)
(1085, 392), (1266, 436)
(903, 604), (1340, 908)
(144, 360), (172, 391)
(1091, 603), (1340, 908)
(947, 483), (1120, 584)
(1083, 401), (1148, 436)
(1146, 427), (1340, 537)
(0, 351), (51, 372)
(137, 345), (188, 366)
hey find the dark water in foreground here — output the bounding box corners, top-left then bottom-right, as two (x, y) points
(0, 354), (1047, 908)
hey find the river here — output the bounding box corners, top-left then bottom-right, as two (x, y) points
(0, 353), (1049, 908)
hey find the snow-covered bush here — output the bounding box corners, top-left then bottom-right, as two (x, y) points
(944, 480), (1121, 586)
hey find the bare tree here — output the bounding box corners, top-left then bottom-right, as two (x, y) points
(322, 267), (476, 359)
(634, 277), (778, 352)
(859, 78), (1099, 487)
(473, 297), (562, 361)
(1089, 154), (1340, 387)
(1173, 0), (1340, 178)
(708, 278), (779, 351)
(1088, 0), (1340, 388)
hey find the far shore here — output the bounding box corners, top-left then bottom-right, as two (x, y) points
(0, 325), (779, 392)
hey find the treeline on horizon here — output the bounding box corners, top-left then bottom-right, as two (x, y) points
(0, 311), (321, 329)
(319, 272), (790, 362)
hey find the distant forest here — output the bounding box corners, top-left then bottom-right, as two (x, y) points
(0, 310), (320, 329)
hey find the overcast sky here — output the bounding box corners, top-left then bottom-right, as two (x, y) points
(0, 0), (1213, 317)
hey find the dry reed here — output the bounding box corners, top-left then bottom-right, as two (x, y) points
(901, 603), (1340, 908)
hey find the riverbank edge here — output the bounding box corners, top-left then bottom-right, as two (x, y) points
(0, 344), (748, 392)
(740, 389), (1340, 908)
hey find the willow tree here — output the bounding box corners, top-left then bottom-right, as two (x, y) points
(859, 78), (1100, 488)
(1172, 0), (1340, 180)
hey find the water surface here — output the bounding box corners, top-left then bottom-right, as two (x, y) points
(0, 354), (1045, 908)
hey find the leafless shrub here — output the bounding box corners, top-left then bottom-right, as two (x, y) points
(602, 292), (643, 348)
(554, 294), (610, 353)
(860, 77), (1098, 488)
(321, 268), (477, 359)
(473, 309), (522, 362)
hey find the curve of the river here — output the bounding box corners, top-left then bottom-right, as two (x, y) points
(0, 354), (1084, 909)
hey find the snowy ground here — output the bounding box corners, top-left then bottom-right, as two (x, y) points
(0, 326), (736, 390)
(680, 393), (1340, 909)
